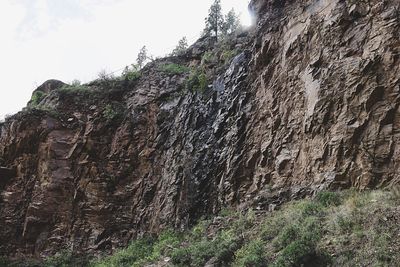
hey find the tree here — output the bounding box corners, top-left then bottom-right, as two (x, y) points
(204, 0), (224, 42)
(171, 37), (188, 56)
(223, 9), (240, 36)
(136, 46), (148, 69)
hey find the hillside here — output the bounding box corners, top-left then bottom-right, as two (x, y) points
(1, 0), (400, 265)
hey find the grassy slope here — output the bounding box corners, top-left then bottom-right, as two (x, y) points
(3, 189), (399, 267)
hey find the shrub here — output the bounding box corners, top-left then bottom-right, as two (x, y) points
(122, 65), (141, 81)
(150, 229), (182, 261)
(30, 91), (46, 107)
(57, 84), (91, 95)
(221, 49), (237, 64)
(189, 240), (216, 267)
(316, 191), (342, 207)
(186, 69), (208, 92)
(233, 239), (266, 267)
(91, 238), (153, 267)
(190, 219), (210, 241)
(301, 202), (324, 217)
(273, 239), (316, 267)
(43, 249), (88, 267)
(214, 230), (242, 263)
(92, 230), (182, 267)
(159, 63), (189, 75)
(171, 239), (215, 267)
(171, 247), (191, 266)
(273, 225), (301, 250)
(172, 221), (242, 267)
(201, 51), (215, 65)
(124, 70), (141, 81)
(103, 104), (123, 121)
(272, 217), (326, 267)
(233, 209), (256, 236)
(71, 79), (82, 86)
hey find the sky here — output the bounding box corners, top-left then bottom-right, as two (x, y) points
(0, 0), (252, 120)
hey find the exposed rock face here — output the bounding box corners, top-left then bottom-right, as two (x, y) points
(1, 0), (399, 258)
(34, 79), (66, 94)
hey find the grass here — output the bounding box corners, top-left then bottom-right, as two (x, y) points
(56, 84), (92, 95)
(233, 239), (266, 267)
(121, 65), (141, 81)
(185, 69), (208, 93)
(6, 189), (400, 267)
(29, 90), (47, 107)
(159, 63), (190, 75)
(90, 230), (182, 267)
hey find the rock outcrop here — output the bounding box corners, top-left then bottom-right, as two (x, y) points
(1, 0), (399, 259)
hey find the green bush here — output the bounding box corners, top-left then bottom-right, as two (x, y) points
(159, 63), (189, 75)
(121, 65), (141, 82)
(273, 225), (301, 250)
(336, 215), (355, 233)
(186, 69), (208, 92)
(71, 79), (82, 86)
(190, 219), (210, 241)
(300, 202), (324, 217)
(91, 238), (153, 267)
(214, 230), (242, 263)
(92, 230), (182, 267)
(30, 91), (46, 107)
(171, 247), (191, 266)
(57, 84), (91, 95)
(103, 104), (118, 120)
(171, 239), (215, 267)
(221, 49), (237, 64)
(201, 51), (215, 65)
(102, 104), (125, 121)
(150, 230), (181, 261)
(33, 190), (400, 267)
(272, 217), (325, 267)
(189, 240), (216, 267)
(171, 221), (242, 267)
(233, 239), (266, 267)
(316, 191), (342, 207)
(273, 239), (316, 267)
(43, 250), (77, 267)
(124, 70), (141, 81)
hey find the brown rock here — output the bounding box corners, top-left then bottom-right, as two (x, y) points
(1, 0), (400, 259)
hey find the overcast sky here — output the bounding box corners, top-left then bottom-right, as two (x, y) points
(0, 0), (252, 120)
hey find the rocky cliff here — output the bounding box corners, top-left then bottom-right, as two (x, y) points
(1, 0), (399, 259)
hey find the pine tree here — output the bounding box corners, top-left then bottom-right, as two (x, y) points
(171, 37), (188, 56)
(137, 46), (148, 69)
(204, 0), (224, 42)
(223, 8), (240, 36)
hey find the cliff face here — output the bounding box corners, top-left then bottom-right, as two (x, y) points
(1, 0), (399, 258)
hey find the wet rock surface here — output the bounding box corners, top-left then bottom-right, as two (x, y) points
(1, 0), (400, 258)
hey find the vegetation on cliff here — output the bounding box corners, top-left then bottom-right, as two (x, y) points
(89, 189), (399, 267)
(5, 189), (397, 267)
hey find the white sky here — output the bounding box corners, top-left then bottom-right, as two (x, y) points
(0, 0), (252, 120)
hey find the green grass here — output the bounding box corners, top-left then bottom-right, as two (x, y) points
(29, 90), (47, 107)
(185, 69), (208, 93)
(233, 239), (266, 267)
(159, 63), (190, 75)
(90, 190), (398, 267)
(56, 84), (92, 95)
(90, 230), (182, 267)
(7, 190), (400, 267)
